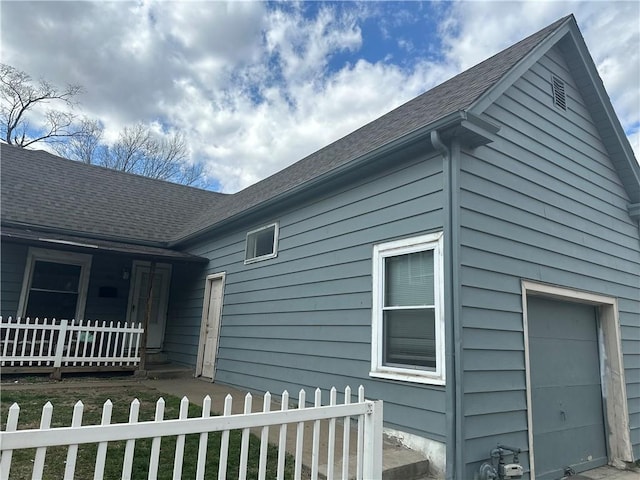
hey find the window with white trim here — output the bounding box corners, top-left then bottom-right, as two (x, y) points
(371, 232), (445, 385)
(244, 222), (279, 264)
(17, 248), (92, 321)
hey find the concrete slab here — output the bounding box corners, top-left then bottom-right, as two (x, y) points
(577, 465), (640, 480)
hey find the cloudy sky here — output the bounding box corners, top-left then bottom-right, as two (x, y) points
(2, 1), (638, 192)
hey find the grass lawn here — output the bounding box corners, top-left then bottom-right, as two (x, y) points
(1, 383), (297, 479)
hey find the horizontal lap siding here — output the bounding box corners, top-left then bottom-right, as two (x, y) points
(460, 47), (640, 477)
(167, 153), (448, 441)
(1, 241), (27, 316)
(165, 262), (208, 364)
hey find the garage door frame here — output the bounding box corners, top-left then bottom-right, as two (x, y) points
(521, 280), (633, 479)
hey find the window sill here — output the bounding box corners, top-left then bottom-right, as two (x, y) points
(244, 252), (278, 265)
(369, 369), (445, 386)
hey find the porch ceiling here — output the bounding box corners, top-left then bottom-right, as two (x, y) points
(1, 226), (208, 263)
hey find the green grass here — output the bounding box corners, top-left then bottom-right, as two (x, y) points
(1, 385), (297, 479)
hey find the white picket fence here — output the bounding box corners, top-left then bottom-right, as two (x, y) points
(0, 386), (382, 480)
(0, 316), (143, 370)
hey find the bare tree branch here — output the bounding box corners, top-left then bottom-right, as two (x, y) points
(95, 123), (207, 186)
(1, 64), (209, 188)
(0, 63), (87, 147)
(53, 118), (104, 164)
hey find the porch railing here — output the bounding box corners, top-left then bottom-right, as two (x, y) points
(0, 316), (143, 371)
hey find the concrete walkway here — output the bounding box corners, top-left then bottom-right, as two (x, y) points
(577, 465), (640, 480)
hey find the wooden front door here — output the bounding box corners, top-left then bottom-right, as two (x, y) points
(127, 262), (171, 351)
(198, 274), (225, 379)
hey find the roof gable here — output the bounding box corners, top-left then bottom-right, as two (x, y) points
(468, 15), (640, 206)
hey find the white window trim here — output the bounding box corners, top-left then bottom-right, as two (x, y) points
(17, 247), (93, 321)
(370, 232), (445, 386)
(244, 222), (279, 264)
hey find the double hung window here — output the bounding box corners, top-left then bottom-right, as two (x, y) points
(371, 232), (444, 384)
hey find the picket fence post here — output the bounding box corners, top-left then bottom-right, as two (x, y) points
(0, 403), (19, 478)
(362, 399), (384, 480)
(276, 390), (289, 480)
(356, 385), (365, 480)
(218, 394), (233, 480)
(53, 319), (68, 369)
(94, 399), (113, 480)
(342, 385), (352, 480)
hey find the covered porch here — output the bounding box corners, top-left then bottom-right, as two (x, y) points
(0, 227), (207, 378)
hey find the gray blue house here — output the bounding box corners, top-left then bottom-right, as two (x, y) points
(1, 15), (638, 480)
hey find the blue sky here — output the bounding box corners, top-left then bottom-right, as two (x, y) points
(1, 1), (638, 192)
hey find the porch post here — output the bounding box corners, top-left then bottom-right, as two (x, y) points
(137, 261), (156, 372)
(51, 319), (68, 380)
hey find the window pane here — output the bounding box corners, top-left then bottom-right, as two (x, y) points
(385, 250), (434, 306)
(247, 226), (276, 259)
(31, 261), (81, 292)
(255, 229), (275, 257)
(25, 291), (78, 320)
(383, 309), (436, 369)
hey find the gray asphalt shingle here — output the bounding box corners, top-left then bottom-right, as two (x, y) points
(1, 16), (570, 246)
(177, 15), (570, 241)
(1, 144), (227, 244)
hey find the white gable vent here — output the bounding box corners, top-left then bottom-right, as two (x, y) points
(552, 75), (567, 111)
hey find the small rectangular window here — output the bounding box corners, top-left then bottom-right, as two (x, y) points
(245, 222), (279, 264)
(371, 232), (445, 385)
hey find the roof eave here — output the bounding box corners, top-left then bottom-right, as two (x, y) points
(1, 225), (208, 263)
(1, 220), (171, 248)
(561, 27), (640, 204)
(173, 111), (499, 247)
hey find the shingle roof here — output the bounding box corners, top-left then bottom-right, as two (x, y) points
(2, 15), (579, 246)
(1, 226), (207, 262)
(177, 15), (572, 241)
(0, 143), (227, 244)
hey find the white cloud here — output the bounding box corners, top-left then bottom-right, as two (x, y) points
(264, 4), (363, 86)
(1, 1), (637, 193)
(157, 2), (448, 192)
(440, 0), (639, 160)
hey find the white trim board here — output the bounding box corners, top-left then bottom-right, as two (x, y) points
(196, 272), (226, 380)
(521, 280), (633, 479)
